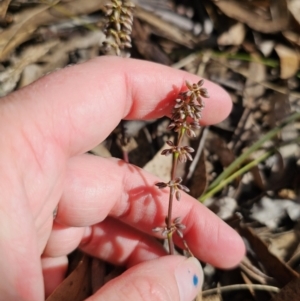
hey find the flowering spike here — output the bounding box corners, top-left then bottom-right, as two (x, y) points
(154, 79), (209, 256)
(103, 0), (135, 56)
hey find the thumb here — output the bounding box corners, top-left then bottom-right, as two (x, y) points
(87, 256), (203, 301)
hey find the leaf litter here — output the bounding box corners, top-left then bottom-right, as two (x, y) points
(1, 0), (300, 300)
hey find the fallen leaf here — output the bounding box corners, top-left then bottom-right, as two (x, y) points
(0, 40), (58, 96)
(274, 44), (299, 79)
(288, 0), (300, 27)
(269, 277), (300, 301)
(188, 150), (208, 198)
(135, 6), (195, 48)
(46, 253), (91, 301)
(0, 0), (11, 19)
(91, 258), (106, 294)
(267, 230), (299, 262)
(238, 224), (299, 287)
(244, 59), (266, 100)
(213, 0), (288, 33)
(217, 22), (246, 46)
(0, 0), (106, 61)
(19, 30), (105, 88)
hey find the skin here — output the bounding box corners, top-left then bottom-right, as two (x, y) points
(0, 56), (245, 301)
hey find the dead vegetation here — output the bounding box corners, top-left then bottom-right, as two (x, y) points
(1, 0), (300, 300)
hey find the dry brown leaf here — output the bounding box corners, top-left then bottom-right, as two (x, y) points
(244, 60), (266, 100)
(187, 150), (207, 199)
(288, 0), (300, 27)
(207, 133), (236, 170)
(267, 230), (299, 262)
(274, 44), (299, 79)
(212, 58), (300, 98)
(287, 237), (300, 268)
(0, 4), (55, 60)
(213, 0), (288, 33)
(0, 0), (11, 19)
(283, 31), (300, 47)
(0, 0), (106, 61)
(269, 277), (300, 301)
(46, 253), (91, 301)
(135, 6), (194, 48)
(91, 258), (106, 294)
(238, 225), (299, 287)
(19, 30), (105, 88)
(217, 22), (246, 46)
(278, 189), (297, 200)
(0, 40), (58, 96)
(132, 18), (172, 65)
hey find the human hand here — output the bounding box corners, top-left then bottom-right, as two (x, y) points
(0, 57), (245, 301)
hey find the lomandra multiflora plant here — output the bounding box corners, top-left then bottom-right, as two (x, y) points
(103, 0), (134, 57)
(153, 81), (209, 255)
(103, 0), (210, 256)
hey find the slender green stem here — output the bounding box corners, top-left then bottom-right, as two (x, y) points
(202, 284), (279, 297)
(199, 150), (272, 202)
(164, 81), (207, 255)
(167, 127), (186, 254)
(200, 112), (300, 202)
(167, 187), (175, 254)
(206, 112), (300, 193)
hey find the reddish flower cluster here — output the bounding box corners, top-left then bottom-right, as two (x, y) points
(172, 80), (209, 123)
(153, 216), (186, 238)
(161, 140), (195, 163)
(153, 80), (209, 248)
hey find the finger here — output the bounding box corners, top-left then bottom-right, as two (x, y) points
(80, 218), (166, 267)
(7, 56), (232, 157)
(44, 218), (166, 267)
(57, 154), (245, 268)
(41, 256), (68, 298)
(42, 222), (85, 257)
(86, 256), (203, 301)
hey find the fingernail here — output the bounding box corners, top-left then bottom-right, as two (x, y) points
(175, 257), (203, 301)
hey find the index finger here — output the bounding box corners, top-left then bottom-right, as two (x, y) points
(6, 56), (232, 157)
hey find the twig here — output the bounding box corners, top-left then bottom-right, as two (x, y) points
(202, 283), (280, 297)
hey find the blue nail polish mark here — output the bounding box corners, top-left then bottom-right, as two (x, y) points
(193, 274), (198, 286)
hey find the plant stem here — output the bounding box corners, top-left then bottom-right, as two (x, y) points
(199, 150), (272, 202)
(166, 130), (185, 254)
(206, 111), (300, 193)
(200, 111), (300, 202)
(157, 80), (208, 255)
(167, 187), (175, 254)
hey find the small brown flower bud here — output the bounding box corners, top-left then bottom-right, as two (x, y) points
(155, 182), (167, 189)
